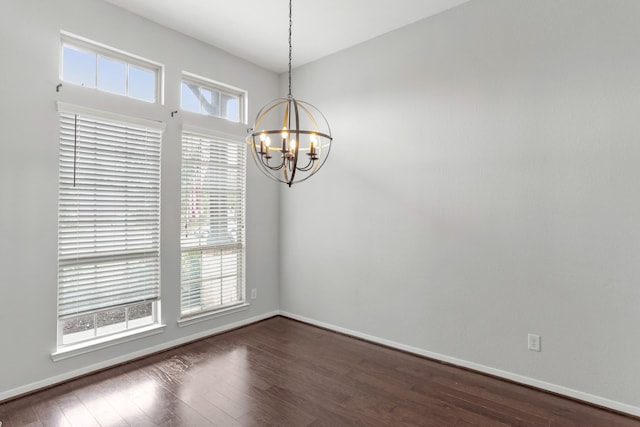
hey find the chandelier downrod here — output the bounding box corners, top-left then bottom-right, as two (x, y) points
(288, 0), (292, 97)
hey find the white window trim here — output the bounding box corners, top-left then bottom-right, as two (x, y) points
(56, 101), (165, 352)
(181, 125), (243, 142)
(60, 31), (165, 104)
(176, 303), (250, 328)
(57, 101), (166, 131)
(51, 323), (166, 362)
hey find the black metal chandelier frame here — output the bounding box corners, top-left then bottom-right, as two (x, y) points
(247, 0), (333, 187)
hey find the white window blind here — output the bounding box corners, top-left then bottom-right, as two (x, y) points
(57, 105), (162, 320)
(180, 130), (246, 317)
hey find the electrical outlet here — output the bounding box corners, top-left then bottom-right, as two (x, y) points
(528, 334), (541, 352)
(251, 288), (257, 299)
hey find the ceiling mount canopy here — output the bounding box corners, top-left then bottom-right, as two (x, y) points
(247, 0), (333, 187)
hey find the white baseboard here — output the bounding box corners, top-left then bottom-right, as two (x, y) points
(0, 310), (279, 403)
(279, 310), (640, 418)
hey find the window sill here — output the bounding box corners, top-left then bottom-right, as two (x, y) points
(51, 323), (165, 362)
(177, 303), (250, 328)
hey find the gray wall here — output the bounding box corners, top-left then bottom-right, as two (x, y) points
(0, 0), (280, 399)
(281, 0), (640, 414)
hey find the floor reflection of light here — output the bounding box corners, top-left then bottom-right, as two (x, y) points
(63, 346), (262, 423)
(105, 377), (159, 419)
(179, 345), (252, 401)
(129, 378), (158, 411)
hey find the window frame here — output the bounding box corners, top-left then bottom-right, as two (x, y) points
(60, 31), (164, 104)
(56, 301), (159, 348)
(55, 102), (165, 353)
(180, 71), (247, 124)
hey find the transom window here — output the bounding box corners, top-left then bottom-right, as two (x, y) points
(61, 33), (161, 103)
(181, 72), (246, 123)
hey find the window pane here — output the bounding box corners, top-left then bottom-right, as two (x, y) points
(62, 313), (95, 344)
(62, 45), (96, 88)
(201, 88), (220, 117)
(97, 56), (126, 95)
(222, 93), (240, 122)
(128, 302), (153, 322)
(63, 313), (95, 336)
(96, 307), (126, 335)
(129, 66), (156, 102)
(181, 82), (200, 113)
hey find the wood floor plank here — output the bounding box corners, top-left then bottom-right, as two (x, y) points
(261, 384), (384, 427)
(1, 316), (639, 426)
(178, 390), (244, 426)
(0, 396), (42, 427)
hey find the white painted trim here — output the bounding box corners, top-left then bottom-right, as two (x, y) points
(177, 303), (250, 327)
(0, 310), (279, 403)
(181, 124), (245, 144)
(279, 311), (640, 418)
(57, 101), (166, 130)
(52, 324), (166, 362)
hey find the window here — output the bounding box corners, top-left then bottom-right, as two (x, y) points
(61, 33), (161, 103)
(57, 103), (163, 347)
(180, 129), (246, 319)
(181, 73), (246, 123)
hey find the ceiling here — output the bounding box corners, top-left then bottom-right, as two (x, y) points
(103, 0), (469, 73)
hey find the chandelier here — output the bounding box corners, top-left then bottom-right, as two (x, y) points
(247, 0), (333, 187)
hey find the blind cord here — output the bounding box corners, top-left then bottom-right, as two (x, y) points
(73, 114), (78, 187)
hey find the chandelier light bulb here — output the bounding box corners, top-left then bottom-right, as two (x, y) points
(264, 136), (271, 158)
(309, 134), (317, 156)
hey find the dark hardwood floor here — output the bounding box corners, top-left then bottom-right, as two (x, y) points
(1, 316), (638, 426)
